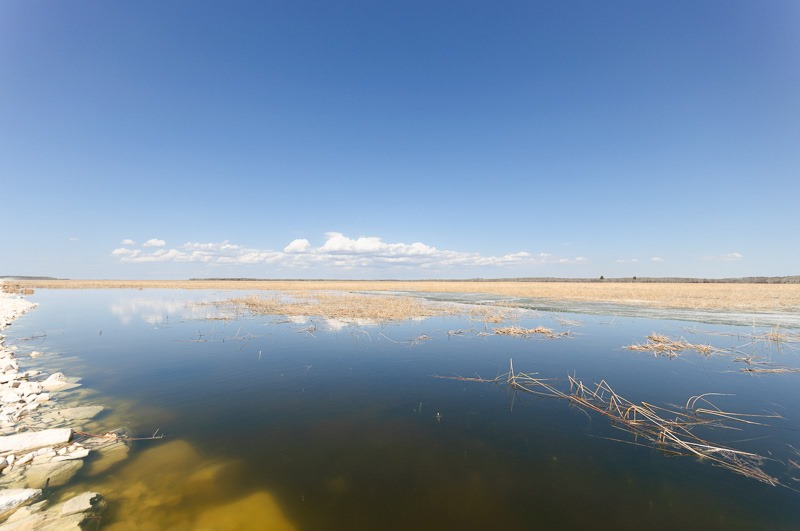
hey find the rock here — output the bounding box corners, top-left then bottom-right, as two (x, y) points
(1, 392), (21, 404)
(34, 393), (50, 403)
(3, 499), (46, 523)
(31, 448), (56, 465)
(52, 447), (89, 461)
(60, 491), (103, 516)
(38, 513), (86, 530)
(23, 459), (83, 489)
(16, 383), (42, 396)
(16, 452), (35, 466)
(39, 373), (66, 392)
(0, 488), (42, 520)
(28, 352), (43, 359)
(55, 406), (104, 422)
(0, 428), (73, 453)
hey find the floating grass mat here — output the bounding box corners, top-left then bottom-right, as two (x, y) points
(436, 360), (783, 487)
(493, 326), (568, 339)
(625, 333), (716, 357)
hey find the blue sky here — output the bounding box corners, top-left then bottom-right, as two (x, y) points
(1, 1), (798, 279)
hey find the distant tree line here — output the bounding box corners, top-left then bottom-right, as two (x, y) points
(189, 276), (800, 284)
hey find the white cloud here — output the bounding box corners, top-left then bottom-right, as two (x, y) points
(650, 257), (664, 263)
(142, 238), (166, 248)
(111, 232), (587, 272)
(616, 258), (638, 263)
(284, 239), (311, 253)
(702, 252), (743, 262)
(121, 239), (136, 245)
(111, 248), (139, 257)
(69, 237), (79, 242)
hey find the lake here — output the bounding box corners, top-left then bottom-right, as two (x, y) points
(6, 289), (800, 530)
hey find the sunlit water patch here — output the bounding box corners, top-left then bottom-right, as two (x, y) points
(4, 289), (800, 530)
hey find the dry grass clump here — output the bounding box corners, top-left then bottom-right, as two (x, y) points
(758, 326), (800, 346)
(1, 283), (34, 295)
(493, 326), (567, 339)
(225, 291), (453, 322)
(468, 306), (516, 323)
(625, 333), (716, 357)
(438, 360), (783, 486)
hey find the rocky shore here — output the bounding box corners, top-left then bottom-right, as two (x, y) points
(0, 288), (122, 529)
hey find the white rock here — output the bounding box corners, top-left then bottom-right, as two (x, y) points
(60, 491), (102, 516)
(17, 383), (42, 396)
(1, 392), (21, 404)
(29, 352), (43, 359)
(0, 428), (73, 453)
(39, 373), (79, 392)
(6, 454), (15, 466)
(16, 452), (35, 466)
(31, 452), (56, 465)
(3, 499), (47, 524)
(0, 488), (41, 518)
(34, 393), (50, 403)
(53, 448), (89, 461)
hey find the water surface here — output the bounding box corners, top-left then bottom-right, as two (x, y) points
(6, 289), (800, 530)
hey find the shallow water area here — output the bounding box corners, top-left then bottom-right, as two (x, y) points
(4, 289), (800, 530)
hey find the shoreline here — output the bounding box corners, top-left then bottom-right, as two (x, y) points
(0, 288), (121, 528)
(6, 279), (800, 314)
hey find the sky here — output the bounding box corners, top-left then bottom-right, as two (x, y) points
(1, 1), (798, 280)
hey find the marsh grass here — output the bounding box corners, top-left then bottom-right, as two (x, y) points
(438, 360), (784, 486)
(625, 333), (717, 358)
(16, 279), (800, 312)
(222, 291), (456, 323)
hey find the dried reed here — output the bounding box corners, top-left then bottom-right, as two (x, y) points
(437, 360), (783, 486)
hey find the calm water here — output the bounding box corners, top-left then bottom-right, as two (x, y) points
(6, 289), (800, 530)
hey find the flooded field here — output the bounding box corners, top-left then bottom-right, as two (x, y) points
(5, 289), (800, 530)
